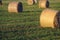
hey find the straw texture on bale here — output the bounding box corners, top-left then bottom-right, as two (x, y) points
(8, 2), (23, 13)
(39, 0), (49, 8)
(27, 0), (37, 5)
(40, 9), (60, 28)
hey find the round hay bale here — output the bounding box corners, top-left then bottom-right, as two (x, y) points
(8, 2), (23, 13)
(0, 0), (2, 5)
(27, 0), (37, 5)
(40, 9), (60, 28)
(39, 0), (49, 8)
(34, 0), (37, 3)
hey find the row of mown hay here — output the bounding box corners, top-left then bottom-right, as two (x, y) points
(40, 9), (60, 28)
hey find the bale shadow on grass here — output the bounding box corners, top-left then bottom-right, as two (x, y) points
(23, 10), (42, 13)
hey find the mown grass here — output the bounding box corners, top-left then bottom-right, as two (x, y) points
(0, 0), (60, 40)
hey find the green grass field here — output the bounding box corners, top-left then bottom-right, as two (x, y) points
(0, 0), (60, 40)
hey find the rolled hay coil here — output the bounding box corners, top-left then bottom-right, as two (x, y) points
(40, 9), (60, 28)
(8, 2), (23, 13)
(27, 0), (37, 5)
(39, 0), (49, 8)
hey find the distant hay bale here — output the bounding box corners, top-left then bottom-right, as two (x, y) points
(40, 9), (60, 28)
(8, 2), (23, 13)
(34, 0), (37, 3)
(27, 0), (37, 5)
(0, 0), (2, 5)
(39, 0), (49, 8)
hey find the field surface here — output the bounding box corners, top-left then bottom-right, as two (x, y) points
(0, 0), (60, 40)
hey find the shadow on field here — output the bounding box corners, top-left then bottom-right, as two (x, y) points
(23, 10), (41, 13)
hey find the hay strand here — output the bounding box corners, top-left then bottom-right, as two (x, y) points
(8, 2), (23, 13)
(40, 9), (60, 28)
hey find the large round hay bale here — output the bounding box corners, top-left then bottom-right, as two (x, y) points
(39, 0), (49, 8)
(27, 0), (37, 5)
(40, 9), (60, 28)
(8, 2), (23, 13)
